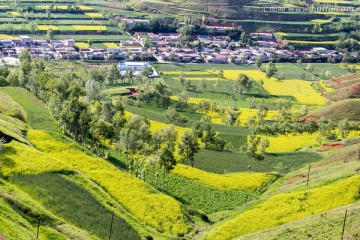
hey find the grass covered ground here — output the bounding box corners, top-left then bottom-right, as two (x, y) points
(145, 169), (255, 214)
(238, 202), (360, 240)
(205, 175), (360, 240)
(11, 173), (140, 240)
(193, 149), (323, 174)
(172, 164), (277, 194)
(0, 87), (59, 132)
(27, 130), (189, 236)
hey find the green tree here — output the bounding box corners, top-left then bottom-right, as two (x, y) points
(234, 74), (253, 94)
(241, 133), (270, 171)
(178, 130), (200, 167)
(106, 63), (121, 85)
(179, 72), (186, 89)
(200, 78), (207, 92)
(164, 107), (188, 126)
(265, 61), (277, 79)
(176, 91), (189, 111)
(305, 63), (314, 72)
(255, 56), (262, 68)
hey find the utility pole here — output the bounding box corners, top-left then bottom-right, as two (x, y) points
(109, 210), (115, 240)
(36, 219), (40, 239)
(306, 163), (311, 186)
(341, 209), (347, 240)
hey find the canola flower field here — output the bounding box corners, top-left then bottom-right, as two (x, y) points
(74, 42), (90, 49)
(37, 25), (60, 31)
(263, 133), (318, 153)
(172, 164), (277, 193)
(207, 108), (278, 126)
(205, 175), (360, 240)
(26, 130), (189, 236)
(36, 5), (93, 11)
(222, 70), (327, 105)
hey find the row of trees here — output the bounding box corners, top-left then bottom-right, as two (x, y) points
(1, 50), (209, 191)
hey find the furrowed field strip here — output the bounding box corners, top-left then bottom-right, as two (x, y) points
(205, 175), (360, 240)
(27, 130), (189, 235)
(172, 164), (277, 194)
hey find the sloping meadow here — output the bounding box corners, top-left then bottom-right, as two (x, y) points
(26, 130), (189, 236)
(204, 175), (360, 240)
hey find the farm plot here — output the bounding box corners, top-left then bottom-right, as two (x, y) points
(262, 133), (318, 153)
(222, 70), (327, 105)
(27, 130), (189, 235)
(172, 164), (277, 194)
(205, 175), (360, 240)
(11, 173), (140, 240)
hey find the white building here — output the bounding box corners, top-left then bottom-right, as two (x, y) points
(312, 47), (328, 55)
(119, 61), (149, 71)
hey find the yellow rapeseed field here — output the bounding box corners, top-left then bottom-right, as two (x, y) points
(27, 130), (189, 235)
(37, 25), (59, 30)
(205, 175), (360, 240)
(0, 141), (69, 176)
(103, 42), (121, 48)
(79, 5), (93, 10)
(207, 108), (278, 126)
(8, 11), (20, 16)
(36, 5), (93, 10)
(163, 71), (212, 75)
(261, 133), (318, 152)
(287, 40), (336, 45)
(311, 19), (332, 23)
(172, 77), (219, 81)
(0, 5), (10, 9)
(170, 96), (209, 104)
(85, 12), (103, 18)
(172, 164), (277, 193)
(222, 70), (327, 105)
(75, 42), (90, 48)
(319, 80), (334, 92)
(72, 25), (106, 31)
(0, 34), (19, 40)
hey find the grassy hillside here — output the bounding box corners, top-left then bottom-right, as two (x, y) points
(27, 130), (189, 236)
(204, 175), (360, 240)
(0, 92), (27, 122)
(238, 202), (360, 240)
(0, 87), (59, 133)
(310, 99), (360, 121)
(11, 173), (140, 240)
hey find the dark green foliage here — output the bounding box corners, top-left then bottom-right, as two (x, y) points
(145, 169), (254, 214)
(11, 173), (140, 240)
(193, 149), (323, 174)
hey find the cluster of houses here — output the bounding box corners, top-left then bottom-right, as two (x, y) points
(0, 32), (347, 65)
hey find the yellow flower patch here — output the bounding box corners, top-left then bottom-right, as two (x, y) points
(319, 80), (334, 92)
(163, 71), (212, 75)
(37, 25), (59, 30)
(85, 12), (103, 18)
(72, 25), (106, 31)
(8, 11), (20, 16)
(172, 164), (277, 193)
(223, 70), (327, 105)
(287, 40), (336, 45)
(205, 175), (360, 240)
(0, 34), (19, 40)
(207, 108), (278, 126)
(27, 130), (189, 235)
(262, 133), (318, 152)
(103, 42), (121, 48)
(311, 19), (332, 23)
(170, 96), (209, 105)
(79, 5), (93, 10)
(75, 42), (89, 48)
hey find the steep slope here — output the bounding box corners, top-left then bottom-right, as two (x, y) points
(310, 99), (360, 122)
